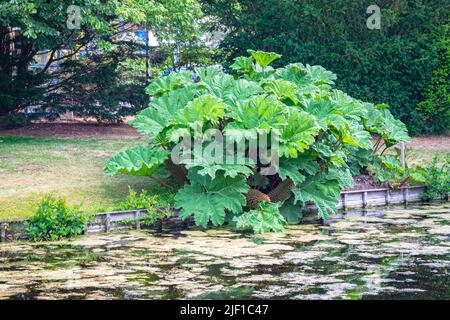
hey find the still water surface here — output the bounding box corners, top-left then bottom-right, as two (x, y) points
(0, 203), (449, 299)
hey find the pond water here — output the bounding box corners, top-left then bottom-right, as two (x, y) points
(0, 203), (449, 300)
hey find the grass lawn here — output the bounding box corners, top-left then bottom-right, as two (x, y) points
(403, 136), (450, 166)
(0, 135), (171, 220)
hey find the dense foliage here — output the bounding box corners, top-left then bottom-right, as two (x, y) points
(0, 0), (205, 122)
(416, 21), (450, 134)
(0, 113), (29, 129)
(26, 195), (90, 241)
(202, 0), (450, 134)
(421, 155), (450, 201)
(106, 50), (411, 233)
(116, 187), (173, 225)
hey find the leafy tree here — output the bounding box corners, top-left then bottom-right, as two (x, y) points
(0, 0), (204, 121)
(1, 0), (118, 116)
(202, 0), (450, 134)
(106, 50), (410, 233)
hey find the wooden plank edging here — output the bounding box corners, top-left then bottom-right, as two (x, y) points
(0, 185), (433, 241)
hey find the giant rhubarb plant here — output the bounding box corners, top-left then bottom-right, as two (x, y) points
(106, 50), (410, 233)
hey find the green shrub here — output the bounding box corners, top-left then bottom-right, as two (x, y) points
(106, 50), (410, 233)
(203, 0), (450, 134)
(26, 195), (90, 241)
(416, 21), (450, 135)
(368, 155), (427, 188)
(421, 154), (450, 201)
(116, 188), (172, 225)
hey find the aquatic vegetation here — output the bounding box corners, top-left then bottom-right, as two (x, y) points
(0, 204), (448, 300)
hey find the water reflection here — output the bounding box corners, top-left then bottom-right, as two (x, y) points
(0, 203), (449, 300)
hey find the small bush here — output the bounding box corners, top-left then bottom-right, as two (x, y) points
(368, 155), (427, 188)
(26, 195), (90, 241)
(116, 187), (172, 225)
(421, 154), (450, 201)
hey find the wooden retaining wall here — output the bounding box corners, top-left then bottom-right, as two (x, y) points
(0, 185), (428, 241)
(338, 185), (425, 210)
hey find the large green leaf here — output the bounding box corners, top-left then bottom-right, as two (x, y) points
(379, 109), (411, 147)
(230, 79), (264, 103)
(330, 90), (368, 121)
(293, 173), (341, 220)
(234, 202), (286, 233)
(105, 145), (169, 176)
(327, 167), (355, 189)
(230, 95), (287, 131)
(230, 56), (255, 76)
(146, 72), (193, 97)
(276, 63), (307, 83)
(279, 196), (303, 224)
(341, 121), (373, 149)
(276, 63), (319, 97)
(131, 87), (196, 139)
(277, 156), (320, 185)
(248, 49), (281, 69)
(276, 63), (336, 92)
(263, 79), (299, 104)
(364, 104), (411, 146)
(279, 109), (319, 157)
(195, 66), (221, 81)
(198, 75), (262, 108)
(175, 170), (249, 227)
(364, 103), (385, 132)
(304, 99), (346, 131)
(197, 72), (236, 102)
(278, 159), (306, 186)
(174, 94), (227, 127)
(303, 64), (337, 85)
(181, 150), (255, 180)
(305, 98), (372, 149)
(131, 108), (166, 139)
(369, 155), (409, 184)
(195, 164), (254, 179)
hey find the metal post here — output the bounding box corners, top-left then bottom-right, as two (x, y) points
(400, 142), (405, 169)
(362, 192), (368, 208)
(173, 44), (179, 71)
(403, 187), (409, 204)
(104, 213), (111, 232)
(0, 223), (5, 242)
(134, 212), (141, 230)
(342, 193), (347, 210)
(145, 24), (151, 82)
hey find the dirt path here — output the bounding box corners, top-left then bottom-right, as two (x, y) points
(405, 136), (450, 152)
(0, 122), (139, 138)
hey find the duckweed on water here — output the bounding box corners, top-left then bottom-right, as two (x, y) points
(0, 203), (449, 300)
